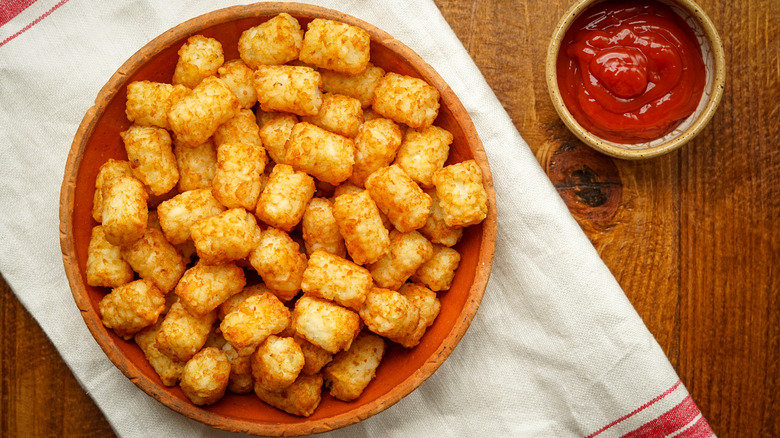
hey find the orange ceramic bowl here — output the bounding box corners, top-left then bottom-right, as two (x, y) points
(59, 3), (496, 436)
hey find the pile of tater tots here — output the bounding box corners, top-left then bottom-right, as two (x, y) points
(86, 13), (488, 416)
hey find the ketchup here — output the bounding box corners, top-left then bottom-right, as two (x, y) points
(556, 0), (706, 143)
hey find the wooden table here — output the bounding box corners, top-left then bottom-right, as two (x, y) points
(1, 0), (777, 436)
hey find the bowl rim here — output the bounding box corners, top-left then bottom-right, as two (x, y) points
(59, 2), (497, 435)
(545, 0), (726, 160)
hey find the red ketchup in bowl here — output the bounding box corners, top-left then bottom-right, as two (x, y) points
(556, 0), (706, 143)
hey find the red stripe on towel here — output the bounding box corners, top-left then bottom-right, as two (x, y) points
(620, 396), (710, 438)
(675, 416), (715, 438)
(586, 380), (682, 438)
(0, 0), (71, 48)
(0, 0), (38, 27)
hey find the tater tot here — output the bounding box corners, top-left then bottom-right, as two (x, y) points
(92, 159), (134, 223)
(172, 35), (224, 89)
(120, 227), (186, 293)
(411, 244), (461, 292)
(168, 76), (240, 147)
(395, 283), (441, 348)
(174, 139), (217, 192)
(358, 287), (419, 340)
(180, 347), (231, 406)
(156, 301), (217, 362)
(86, 225), (134, 288)
(251, 335), (305, 392)
(395, 125), (453, 188)
(369, 230), (434, 290)
(222, 342), (254, 394)
(253, 65), (322, 116)
(213, 108), (262, 148)
(372, 72), (440, 129)
(292, 296), (361, 354)
(323, 332), (385, 401)
(285, 122), (355, 186)
(254, 373), (322, 417)
(238, 13), (303, 68)
(157, 188), (226, 244)
(135, 320), (186, 386)
(349, 118), (403, 187)
(301, 250), (372, 311)
(365, 165), (431, 233)
(220, 293), (291, 356)
(248, 228), (307, 301)
(432, 159), (488, 228)
(299, 18), (370, 75)
(203, 324), (227, 350)
(190, 208), (262, 265)
(211, 142), (268, 210)
(419, 188), (463, 247)
(120, 124), (179, 196)
(301, 198), (346, 257)
(332, 182), (363, 198)
(125, 80), (190, 130)
(255, 164), (315, 232)
(332, 190), (389, 265)
(321, 63), (386, 108)
(301, 93), (363, 138)
(101, 175), (148, 247)
(258, 113), (298, 164)
(218, 59), (257, 109)
(99, 279), (166, 340)
(175, 261), (246, 317)
(218, 283), (271, 320)
(295, 335), (333, 375)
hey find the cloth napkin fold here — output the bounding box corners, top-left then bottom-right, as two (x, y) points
(0, 0), (715, 436)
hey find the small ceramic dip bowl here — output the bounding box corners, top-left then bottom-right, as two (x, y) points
(546, 0), (725, 159)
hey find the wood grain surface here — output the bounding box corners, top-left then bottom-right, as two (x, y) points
(1, 0), (777, 437)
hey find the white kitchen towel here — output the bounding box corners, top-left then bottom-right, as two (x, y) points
(0, 0), (715, 437)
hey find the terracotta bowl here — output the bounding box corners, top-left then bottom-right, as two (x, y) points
(59, 2), (496, 435)
(545, 0), (726, 160)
